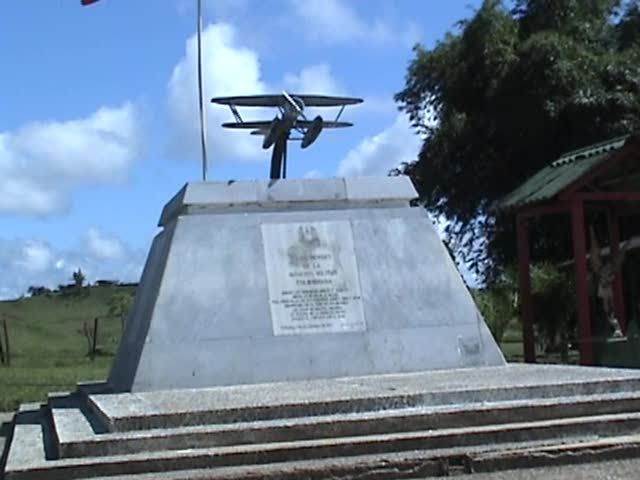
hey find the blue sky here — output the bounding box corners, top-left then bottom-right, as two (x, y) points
(0, 0), (482, 299)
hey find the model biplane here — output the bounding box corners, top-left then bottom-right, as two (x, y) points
(211, 92), (362, 179)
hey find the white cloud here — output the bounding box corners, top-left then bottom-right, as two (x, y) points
(289, 0), (418, 47)
(0, 103), (141, 216)
(167, 23), (268, 162)
(283, 64), (343, 95)
(337, 114), (421, 177)
(14, 241), (54, 273)
(86, 228), (125, 260)
(0, 229), (146, 300)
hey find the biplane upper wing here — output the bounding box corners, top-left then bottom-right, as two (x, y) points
(212, 94), (363, 107)
(296, 95), (362, 107)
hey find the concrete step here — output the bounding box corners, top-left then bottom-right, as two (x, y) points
(88, 368), (640, 432)
(8, 421), (640, 480)
(54, 391), (640, 459)
(9, 365), (640, 479)
(9, 409), (640, 480)
(71, 434), (640, 480)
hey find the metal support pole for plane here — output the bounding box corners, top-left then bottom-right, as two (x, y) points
(197, 0), (208, 181)
(282, 137), (288, 179)
(270, 137), (285, 180)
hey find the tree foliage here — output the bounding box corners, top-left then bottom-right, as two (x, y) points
(473, 282), (516, 344)
(395, 0), (640, 279)
(27, 286), (51, 297)
(107, 292), (134, 331)
(72, 269), (86, 289)
(474, 262), (575, 357)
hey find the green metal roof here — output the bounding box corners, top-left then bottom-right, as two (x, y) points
(499, 135), (630, 210)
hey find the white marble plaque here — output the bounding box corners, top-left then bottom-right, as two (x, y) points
(261, 221), (366, 336)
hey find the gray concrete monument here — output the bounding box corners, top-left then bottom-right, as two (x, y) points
(6, 177), (640, 480)
(107, 176), (504, 392)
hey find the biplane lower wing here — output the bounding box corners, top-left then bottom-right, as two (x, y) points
(221, 121), (273, 129)
(297, 120), (352, 128)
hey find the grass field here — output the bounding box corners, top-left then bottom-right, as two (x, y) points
(0, 285), (134, 411)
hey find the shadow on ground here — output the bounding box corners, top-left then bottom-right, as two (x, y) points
(0, 415), (15, 480)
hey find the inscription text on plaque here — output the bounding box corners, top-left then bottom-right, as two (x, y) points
(261, 221), (366, 336)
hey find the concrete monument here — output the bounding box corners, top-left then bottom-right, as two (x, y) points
(5, 177), (640, 480)
(108, 176), (504, 392)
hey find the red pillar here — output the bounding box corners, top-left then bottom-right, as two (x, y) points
(517, 214), (536, 363)
(607, 209), (626, 332)
(571, 199), (594, 365)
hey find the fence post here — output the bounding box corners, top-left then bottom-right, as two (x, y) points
(3, 318), (10, 366)
(92, 317), (99, 360)
(0, 322), (5, 364)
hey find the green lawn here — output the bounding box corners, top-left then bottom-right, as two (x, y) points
(0, 285), (133, 411)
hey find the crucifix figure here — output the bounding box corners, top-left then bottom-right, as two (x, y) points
(589, 226), (627, 338)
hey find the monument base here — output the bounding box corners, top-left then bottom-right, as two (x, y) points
(108, 177), (504, 393)
(5, 364), (640, 479)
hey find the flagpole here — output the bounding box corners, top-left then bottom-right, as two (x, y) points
(197, 0), (208, 181)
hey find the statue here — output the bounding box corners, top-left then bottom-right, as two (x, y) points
(589, 226), (627, 338)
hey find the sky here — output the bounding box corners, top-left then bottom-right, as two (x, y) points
(0, 0), (483, 299)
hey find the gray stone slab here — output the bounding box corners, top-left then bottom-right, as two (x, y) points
(109, 178), (504, 392)
(255, 178), (347, 203)
(344, 175), (415, 202)
(3, 408), (46, 478)
(97, 365), (640, 429)
(158, 177), (416, 226)
(51, 409), (94, 443)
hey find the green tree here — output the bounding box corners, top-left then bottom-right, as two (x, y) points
(395, 0), (640, 279)
(475, 262), (575, 359)
(27, 286), (50, 297)
(473, 283), (516, 344)
(107, 292), (134, 331)
(72, 269), (86, 289)
(529, 262), (576, 360)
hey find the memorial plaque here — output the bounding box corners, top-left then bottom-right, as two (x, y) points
(261, 221), (366, 336)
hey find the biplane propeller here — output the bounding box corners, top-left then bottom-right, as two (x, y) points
(211, 92), (362, 179)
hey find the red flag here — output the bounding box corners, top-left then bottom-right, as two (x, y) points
(81, 0), (100, 5)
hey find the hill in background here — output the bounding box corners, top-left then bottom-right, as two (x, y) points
(0, 284), (135, 411)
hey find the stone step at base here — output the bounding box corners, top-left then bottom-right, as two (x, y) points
(8, 409), (640, 480)
(31, 435), (640, 480)
(87, 366), (640, 432)
(52, 391), (640, 459)
(9, 365), (640, 479)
